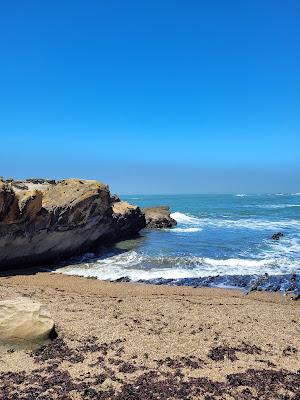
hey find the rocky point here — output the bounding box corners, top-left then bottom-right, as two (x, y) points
(0, 178), (146, 270)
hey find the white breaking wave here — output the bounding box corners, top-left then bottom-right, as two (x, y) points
(257, 204), (300, 209)
(171, 212), (201, 224)
(235, 194), (247, 197)
(55, 250), (300, 282)
(171, 211), (300, 231)
(201, 257), (274, 268)
(266, 237), (300, 257)
(210, 218), (300, 230)
(170, 227), (202, 233)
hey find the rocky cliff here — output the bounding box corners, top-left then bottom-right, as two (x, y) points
(0, 178), (145, 269)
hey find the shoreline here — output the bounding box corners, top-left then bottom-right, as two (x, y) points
(1, 263), (299, 297)
(1, 269), (297, 307)
(1, 271), (299, 398)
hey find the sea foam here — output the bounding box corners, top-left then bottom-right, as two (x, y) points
(171, 211), (300, 231)
(55, 250), (300, 282)
(170, 212), (201, 224)
(170, 227), (202, 233)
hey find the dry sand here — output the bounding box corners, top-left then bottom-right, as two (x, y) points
(0, 271), (299, 399)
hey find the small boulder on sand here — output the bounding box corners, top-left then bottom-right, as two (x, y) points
(0, 298), (55, 342)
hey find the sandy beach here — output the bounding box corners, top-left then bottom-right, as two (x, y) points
(0, 271), (299, 399)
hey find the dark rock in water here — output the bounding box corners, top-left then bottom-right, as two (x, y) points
(248, 273), (269, 293)
(0, 179), (146, 270)
(271, 232), (284, 240)
(140, 273), (300, 298)
(143, 206), (177, 229)
(114, 276), (131, 282)
(285, 274), (300, 300)
(291, 292), (300, 301)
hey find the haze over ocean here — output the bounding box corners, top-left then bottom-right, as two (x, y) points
(1, 1), (299, 194)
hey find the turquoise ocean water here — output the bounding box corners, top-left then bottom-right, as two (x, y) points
(56, 194), (300, 293)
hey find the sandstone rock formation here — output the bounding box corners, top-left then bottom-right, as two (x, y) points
(144, 206), (177, 229)
(0, 298), (55, 341)
(0, 178), (145, 269)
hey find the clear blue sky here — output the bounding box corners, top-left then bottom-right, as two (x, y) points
(0, 1), (299, 193)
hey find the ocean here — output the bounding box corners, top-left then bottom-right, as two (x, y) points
(56, 194), (300, 294)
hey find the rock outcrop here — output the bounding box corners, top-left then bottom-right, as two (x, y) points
(0, 178), (146, 269)
(144, 206), (177, 229)
(0, 298), (55, 341)
(271, 232), (284, 240)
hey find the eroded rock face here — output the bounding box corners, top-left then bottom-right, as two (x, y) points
(0, 178), (146, 269)
(0, 298), (55, 341)
(144, 206), (177, 229)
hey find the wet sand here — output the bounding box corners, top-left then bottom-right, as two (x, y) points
(0, 271), (299, 399)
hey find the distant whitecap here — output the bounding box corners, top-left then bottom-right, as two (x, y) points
(170, 227), (202, 233)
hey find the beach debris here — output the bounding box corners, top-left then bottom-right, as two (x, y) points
(32, 338), (84, 363)
(1, 366), (299, 399)
(271, 232), (284, 240)
(118, 361), (138, 373)
(156, 355), (204, 369)
(0, 331), (298, 398)
(283, 346), (298, 356)
(208, 342), (262, 362)
(0, 298), (55, 342)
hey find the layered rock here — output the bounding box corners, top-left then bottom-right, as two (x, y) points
(0, 298), (55, 341)
(144, 206), (177, 229)
(0, 178), (145, 269)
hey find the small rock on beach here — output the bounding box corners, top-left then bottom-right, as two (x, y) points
(0, 298), (55, 342)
